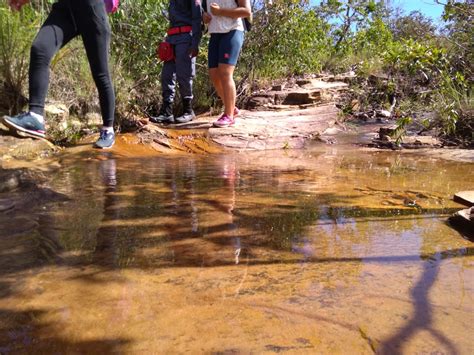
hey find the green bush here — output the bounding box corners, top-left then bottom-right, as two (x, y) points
(0, 2), (38, 113)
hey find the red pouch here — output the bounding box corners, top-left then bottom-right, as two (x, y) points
(157, 42), (175, 62)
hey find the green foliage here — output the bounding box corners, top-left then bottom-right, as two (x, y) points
(384, 39), (448, 77)
(390, 11), (436, 41)
(393, 116), (412, 145)
(315, 0), (389, 54)
(433, 71), (473, 142)
(109, 0), (167, 80)
(240, 0), (332, 79)
(0, 1), (39, 112)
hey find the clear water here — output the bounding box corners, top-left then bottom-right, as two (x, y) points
(0, 143), (473, 353)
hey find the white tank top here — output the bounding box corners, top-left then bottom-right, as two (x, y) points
(207, 0), (245, 34)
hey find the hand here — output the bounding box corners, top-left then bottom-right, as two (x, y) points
(188, 47), (199, 58)
(203, 12), (212, 24)
(8, 0), (29, 11)
(210, 3), (221, 16)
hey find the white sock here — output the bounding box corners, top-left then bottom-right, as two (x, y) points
(30, 111), (44, 123)
(102, 126), (114, 133)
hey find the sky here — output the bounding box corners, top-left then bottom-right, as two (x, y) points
(311, 0), (445, 21)
(391, 0), (444, 20)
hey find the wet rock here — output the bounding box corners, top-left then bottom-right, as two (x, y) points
(449, 207), (474, 240)
(453, 191), (474, 207)
(0, 133), (57, 160)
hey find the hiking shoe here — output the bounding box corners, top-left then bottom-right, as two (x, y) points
(175, 98), (195, 123)
(94, 130), (115, 149)
(150, 102), (174, 124)
(175, 111), (195, 123)
(2, 112), (46, 138)
(213, 114), (235, 128)
(150, 112), (174, 124)
(234, 107), (240, 116)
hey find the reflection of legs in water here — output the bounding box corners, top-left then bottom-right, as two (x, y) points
(93, 158), (120, 267)
(186, 161), (199, 234)
(169, 160), (199, 233)
(221, 157), (241, 264)
(101, 159), (117, 189)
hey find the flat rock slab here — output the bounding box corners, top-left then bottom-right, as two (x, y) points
(208, 105), (340, 150)
(454, 191), (474, 207)
(137, 105), (341, 152)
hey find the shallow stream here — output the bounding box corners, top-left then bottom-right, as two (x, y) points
(0, 140), (473, 353)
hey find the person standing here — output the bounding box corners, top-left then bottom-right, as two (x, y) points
(150, 0), (203, 125)
(2, 0), (116, 149)
(203, 0), (250, 127)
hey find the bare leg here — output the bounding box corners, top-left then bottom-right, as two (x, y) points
(209, 68), (224, 102)
(217, 63), (236, 117)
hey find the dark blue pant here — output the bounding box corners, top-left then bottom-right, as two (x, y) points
(161, 33), (196, 103)
(29, 0), (115, 127)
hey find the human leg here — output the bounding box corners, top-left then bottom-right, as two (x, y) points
(79, 1), (115, 129)
(212, 31), (244, 127)
(2, 2), (77, 138)
(174, 40), (196, 123)
(208, 34), (224, 101)
(150, 60), (176, 124)
(218, 64), (236, 117)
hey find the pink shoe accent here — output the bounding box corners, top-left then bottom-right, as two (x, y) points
(234, 107), (240, 117)
(213, 114), (235, 128)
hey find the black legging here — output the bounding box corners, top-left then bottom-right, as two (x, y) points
(29, 0), (115, 127)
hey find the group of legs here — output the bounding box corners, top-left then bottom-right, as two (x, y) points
(150, 28), (244, 129)
(2, 0), (247, 149)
